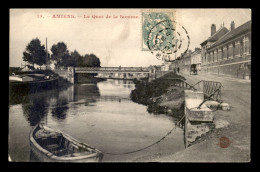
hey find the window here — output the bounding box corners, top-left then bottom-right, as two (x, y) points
(214, 50), (218, 62)
(244, 37), (249, 54)
(240, 40), (244, 57)
(210, 52), (213, 63)
(233, 43), (235, 59)
(222, 48), (224, 61)
(228, 44), (233, 59)
(223, 47), (227, 60)
(226, 46), (229, 60)
(204, 53), (207, 64)
(218, 49), (222, 61)
(235, 41), (241, 57)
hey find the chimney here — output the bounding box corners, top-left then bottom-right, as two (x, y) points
(211, 24), (216, 36)
(230, 21), (235, 31)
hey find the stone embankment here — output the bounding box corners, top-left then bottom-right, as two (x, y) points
(150, 71), (250, 162)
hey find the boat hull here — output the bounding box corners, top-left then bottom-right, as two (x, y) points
(29, 124), (103, 162)
(30, 142), (101, 162)
(9, 78), (58, 94)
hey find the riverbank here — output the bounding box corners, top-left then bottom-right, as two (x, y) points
(149, 71), (251, 162)
(130, 72), (186, 119)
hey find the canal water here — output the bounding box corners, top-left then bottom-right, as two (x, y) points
(8, 79), (185, 162)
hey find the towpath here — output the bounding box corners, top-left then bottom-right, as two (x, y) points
(151, 71), (251, 162)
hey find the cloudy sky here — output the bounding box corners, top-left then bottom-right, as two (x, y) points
(9, 8), (251, 67)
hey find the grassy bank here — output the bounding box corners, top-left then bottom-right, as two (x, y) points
(130, 72), (186, 118)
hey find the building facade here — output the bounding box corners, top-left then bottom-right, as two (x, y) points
(190, 48), (202, 71)
(174, 50), (192, 73)
(161, 61), (176, 71)
(200, 24), (230, 73)
(200, 20), (251, 79)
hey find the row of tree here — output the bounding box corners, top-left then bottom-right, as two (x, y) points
(22, 38), (101, 70)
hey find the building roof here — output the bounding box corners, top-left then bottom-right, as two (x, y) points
(200, 27), (229, 46)
(181, 51), (193, 59)
(190, 49), (201, 56)
(208, 20), (251, 50)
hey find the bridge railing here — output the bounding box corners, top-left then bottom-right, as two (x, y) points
(75, 67), (149, 71)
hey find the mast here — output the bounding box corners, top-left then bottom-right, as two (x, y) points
(46, 37), (47, 56)
(46, 37), (48, 70)
(45, 37), (48, 124)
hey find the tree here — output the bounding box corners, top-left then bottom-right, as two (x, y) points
(22, 38), (47, 69)
(78, 53), (101, 77)
(80, 54), (101, 67)
(50, 42), (70, 68)
(50, 42), (101, 69)
(68, 50), (82, 67)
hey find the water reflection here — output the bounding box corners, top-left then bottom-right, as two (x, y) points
(74, 84), (100, 104)
(97, 79), (134, 102)
(51, 99), (69, 121)
(21, 91), (56, 126)
(9, 83), (102, 125)
(14, 79), (139, 127)
(9, 79), (185, 162)
(50, 86), (75, 121)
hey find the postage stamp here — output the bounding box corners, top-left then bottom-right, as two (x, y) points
(142, 10), (176, 51)
(141, 9), (190, 62)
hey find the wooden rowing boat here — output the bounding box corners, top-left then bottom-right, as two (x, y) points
(29, 123), (103, 162)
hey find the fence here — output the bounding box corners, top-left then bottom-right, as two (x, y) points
(164, 78), (223, 102)
(164, 78), (197, 91)
(192, 80), (223, 102)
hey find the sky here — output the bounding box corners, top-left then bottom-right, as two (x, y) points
(9, 8), (251, 67)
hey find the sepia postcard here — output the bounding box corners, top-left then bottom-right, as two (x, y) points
(9, 8), (251, 162)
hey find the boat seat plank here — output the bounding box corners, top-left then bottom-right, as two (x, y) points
(35, 128), (62, 140)
(46, 144), (60, 150)
(62, 151), (93, 158)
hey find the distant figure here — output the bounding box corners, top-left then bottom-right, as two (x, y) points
(177, 67), (180, 73)
(119, 65), (121, 70)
